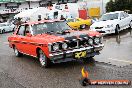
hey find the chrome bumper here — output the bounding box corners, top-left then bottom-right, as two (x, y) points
(94, 44), (104, 51)
(49, 44), (104, 61)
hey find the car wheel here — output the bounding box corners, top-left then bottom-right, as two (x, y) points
(129, 21), (132, 29)
(0, 30), (2, 34)
(80, 24), (86, 29)
(2, 29), (5, 34)
(115, 25), (120, 34)
(38, 50), (50, 68)
(83, 56), (94, 62)
(13, 46), (22, 57)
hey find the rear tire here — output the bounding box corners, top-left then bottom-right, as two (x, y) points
(38, 50), (50, 68)
(115, 25), (120, 34)
(83, 56), (94, 62)
(129, 21), (132, 29)
(13, 46), (22, 57)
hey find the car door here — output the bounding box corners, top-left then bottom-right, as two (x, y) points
(16, 24), (34, 55)
(8, 23), (14, 31)
(14, 25), (26, 53)
(6, 24), (11, 32)
(119, 12), (126, 30)
(22, 25), (35, 55)
(2, 24), (8, 32)
(123, 12), (130, 28)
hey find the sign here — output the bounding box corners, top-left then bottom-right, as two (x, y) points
(0, 0), (26, 3)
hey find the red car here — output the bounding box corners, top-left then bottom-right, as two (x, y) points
(8, 20), (104, 68)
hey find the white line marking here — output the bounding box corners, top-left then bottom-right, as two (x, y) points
(108, 58), (132, 64)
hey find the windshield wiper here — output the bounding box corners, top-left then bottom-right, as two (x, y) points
(46, 31), (54, 34)
(56, 30), (70, 35)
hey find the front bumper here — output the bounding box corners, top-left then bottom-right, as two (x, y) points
(49, 44), (104, 63)
(91, 27), (115, 35)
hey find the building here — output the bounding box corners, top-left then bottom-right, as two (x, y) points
(0, 0), (110, 22)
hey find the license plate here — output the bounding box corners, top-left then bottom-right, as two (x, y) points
(74, 51), (87, 59)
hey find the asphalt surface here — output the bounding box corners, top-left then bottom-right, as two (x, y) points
(0, 28), (132, 88)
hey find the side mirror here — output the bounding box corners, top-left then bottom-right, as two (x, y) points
(26, 33), (32, 37)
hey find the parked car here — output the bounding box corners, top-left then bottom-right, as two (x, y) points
(90, 11), (132, 35)
(0, 22), (15, 34)
(8, 20), (104, 68)
(67, 18), (92, 29)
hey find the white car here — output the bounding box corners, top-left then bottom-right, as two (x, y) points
(0, 22), (15, 34)
(90, 11), (132, 35)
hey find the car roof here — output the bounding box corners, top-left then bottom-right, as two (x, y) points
(104, 11), (124, 15)
(22, 19), (64, 25)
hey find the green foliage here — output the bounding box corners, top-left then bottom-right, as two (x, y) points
(106, 0), (132, 13)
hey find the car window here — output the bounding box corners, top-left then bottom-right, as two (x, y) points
(17, 25), (25, 36)
(100, 13), (119, 21)
(0, 24), (6, 26)
(32, 21), (71, 35)
(123, 12), (129, 18)
(75, 19), (79, 21)
(67, 19), (74, 22)
(120, 13), (125, 18)
(25, 25), (31, 36)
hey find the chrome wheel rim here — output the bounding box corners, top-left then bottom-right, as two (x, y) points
(81, 25), (86, 29)
(39, 51), (46, 66)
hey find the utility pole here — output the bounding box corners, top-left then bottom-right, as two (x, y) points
(102, 0), (104, 14)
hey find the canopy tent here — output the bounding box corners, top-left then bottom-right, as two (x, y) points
(14, 7), (50, 22)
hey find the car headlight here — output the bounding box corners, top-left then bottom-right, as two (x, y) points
(53, 43), (59, 51)
(94, 37), (100, 44)
(90, 26), (94, 30)
(88, 38), (93, 45)
(105, 24), (113, 28)
(62, 43), (68, 49)
(100, 37), (103, 43)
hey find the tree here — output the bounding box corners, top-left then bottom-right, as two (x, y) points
(106, 0), (132, 13)
(106, 0), (115, 12)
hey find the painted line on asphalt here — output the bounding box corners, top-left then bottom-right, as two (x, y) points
(108, 58), (132, 64)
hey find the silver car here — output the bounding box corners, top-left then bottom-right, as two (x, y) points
(0, 22), (15, 34)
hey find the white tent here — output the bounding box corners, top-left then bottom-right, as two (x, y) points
(14, 7), (50, 22)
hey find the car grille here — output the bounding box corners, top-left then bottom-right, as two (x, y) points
(66, 34), (89, 49)
(95, 27), (103, 29)
(67, 40), (78, 49)
(97, 31), (106, 33)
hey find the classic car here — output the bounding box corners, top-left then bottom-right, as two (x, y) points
(0, 22), (15, 34)
(8, 20), (104, 68)
(67, 18), (92, 29)
(90, 11), (132, 35)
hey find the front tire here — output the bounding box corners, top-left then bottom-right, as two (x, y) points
(2, 29), (5, 34)
(38, 50), (50, 68)
(13, 46), (22, 57)
(129, 21), (132, 29)
(83, 56), (94, 62)
(115, 25), (120, 34)
(80, 24), (86, 29)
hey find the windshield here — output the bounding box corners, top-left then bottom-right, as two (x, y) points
(100, 13), (119, 21)
(0, 23), (6, 26)
(32, 21), (72, 35)
(67, 19), (74, 22)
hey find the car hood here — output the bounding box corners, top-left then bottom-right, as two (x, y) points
(33, 30), (101, 43)
(91, 19), (118, 28)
